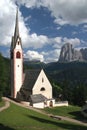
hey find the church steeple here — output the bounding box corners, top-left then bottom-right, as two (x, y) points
(10, 8), (23, 98)
(11, 8), (22, 50)
(14, 8), (19, 40)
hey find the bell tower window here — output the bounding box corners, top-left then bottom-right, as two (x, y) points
(16, 51), (21, 58)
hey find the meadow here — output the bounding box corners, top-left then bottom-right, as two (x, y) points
(0, 102), (87, 130)
(0, 100), (5, 107)
(44, 105), (84, 120)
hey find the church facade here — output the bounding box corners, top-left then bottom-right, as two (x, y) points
(10, 9), (55, 108)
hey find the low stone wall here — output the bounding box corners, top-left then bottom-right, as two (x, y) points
(20, 101), (30, 106)
(54, 101), (68, 107)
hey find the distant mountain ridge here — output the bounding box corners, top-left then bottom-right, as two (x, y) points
(59, 43), (87, 62)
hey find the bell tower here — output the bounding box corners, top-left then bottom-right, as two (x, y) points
(10, 8), (23, 98)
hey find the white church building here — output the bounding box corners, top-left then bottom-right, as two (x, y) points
(10, 9), (68, 108)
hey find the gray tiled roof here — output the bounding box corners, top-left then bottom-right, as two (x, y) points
(22, 69), (41, 90)
(30, 94), (47, 103)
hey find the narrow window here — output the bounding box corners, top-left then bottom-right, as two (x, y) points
(16, 51), (21, 58)
(42, 78), (44, 82)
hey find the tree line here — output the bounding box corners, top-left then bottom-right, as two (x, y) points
(0, 53), (10, 101)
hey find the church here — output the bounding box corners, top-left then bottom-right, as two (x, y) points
(10, 9), (68, 108)
(10, 9), (55, 108)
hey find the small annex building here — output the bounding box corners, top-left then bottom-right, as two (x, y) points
(30, 94), (55, 109)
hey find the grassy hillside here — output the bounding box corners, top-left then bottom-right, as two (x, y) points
(44, 105), (85, 121)
(0, 103), (87, 130)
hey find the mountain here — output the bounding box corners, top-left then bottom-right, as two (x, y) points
(59, 43), (83, 62)
(80, 48), (87, 61)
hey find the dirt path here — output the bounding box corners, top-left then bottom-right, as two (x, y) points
(0, 97), (10, 112)
(1, 97), (87, 127)
(49, 115), (87, 126)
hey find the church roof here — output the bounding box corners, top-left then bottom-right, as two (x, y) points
(30, 94), (47, 103)
(22, 69), (41, 90)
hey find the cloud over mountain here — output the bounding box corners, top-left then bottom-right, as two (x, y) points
(0, 0), (87, 63)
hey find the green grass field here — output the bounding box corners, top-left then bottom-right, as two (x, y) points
(0, 100), (5, 107)
(44, 105), (82, 119)
(0, 103), (87, 130)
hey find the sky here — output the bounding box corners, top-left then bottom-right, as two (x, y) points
(0, 0), (87, 63)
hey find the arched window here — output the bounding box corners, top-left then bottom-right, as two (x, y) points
(16, 51), (21, 58)
(49, 101), (53, 107)
(40, 87), (45, 91)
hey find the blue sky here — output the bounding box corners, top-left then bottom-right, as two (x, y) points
(0, 0), (87, 63)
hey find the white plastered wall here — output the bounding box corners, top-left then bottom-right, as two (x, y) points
(33, 102), (44, 109)
(32, 69), (52, 99)
(13, 42), (23, 98)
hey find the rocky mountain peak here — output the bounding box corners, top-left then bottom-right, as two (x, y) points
(59, 43), (83, 62)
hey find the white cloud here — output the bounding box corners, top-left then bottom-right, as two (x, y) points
(49, 37), (81, 49)
(42, 49), (60, 63)
(25, 50), (44, 62)
(63, 37), (81, 47)
(72, 31), (78, 35)
(13, 0), (41, 8)
(24, 33), (49, 49)
(14, 0), (87, 25)
(57, 26), (62, 30)
(82, 24), (87, 32)
(24, 15), (31, 22)
(54, 37), (62, 44)
(0, 0), (86, 63)
(0, 0), (16, 46)
(24, 49), (60, 63)
(0, 0), (30, 47)
(52, 37), (63, 49)
(0, 0), (49, 49)
(43, 0), (87, 25)
(83, 24), (87, 28)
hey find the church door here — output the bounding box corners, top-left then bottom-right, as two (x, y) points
(49, 101), (53, 107)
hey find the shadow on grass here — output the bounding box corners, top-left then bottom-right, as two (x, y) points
(28, 115), (87, 130)
(68, 111), (87, 123)
(0, 123), (15, 130)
